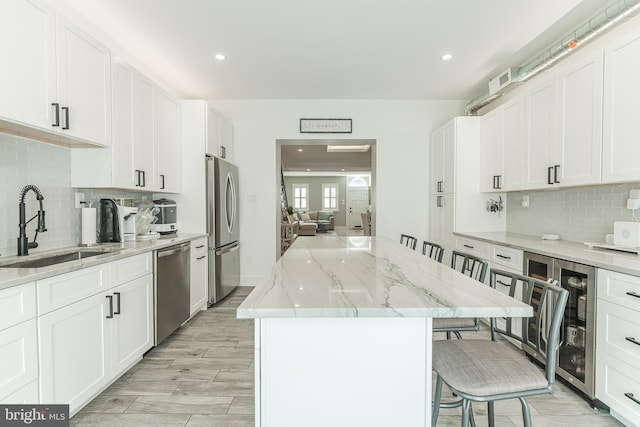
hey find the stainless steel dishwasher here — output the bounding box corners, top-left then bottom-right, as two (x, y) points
(155, 242), (190, 345)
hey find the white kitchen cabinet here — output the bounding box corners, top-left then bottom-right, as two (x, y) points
(523, 76), (557, 189)
(219, 115), (234, 163)
(596, 269), (640, 426)
(2, 381), (39, 404)
(0, 0), (55, 131)
(602, 27), (640, 183)
(204, 105), (235, 163)
(156, 89), (181, 192)
(110, 274), (153, 376)
(555, 51), (603, 187)
(0, 320), (39, 402)
(429, 117), (505, 257)
(38, 252), (153, 415)
(429, 193), (454, 264)
(38, 290), (112, 414)
(111, 59), (157, 190)
(523, 51), (603, 189)
(190, 237), (209, 315)
(0, 0), (111, 147)
(479, 97), (524, 192)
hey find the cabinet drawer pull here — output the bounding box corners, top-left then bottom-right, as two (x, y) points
(625, 337), (640, 346)
(106, 295), (114, 319)
(463, 244), (474, 249)
(114, 292), (121, 315)
(625, 392), (640, 406)
(626, 291), (640, 299)
(196, 245), (205, 249)
(160, 174), (165, 190)
(496, 254), (511, 260)
(61, 106), (69, 130)
(51, 103), (60, 127)
(196, 255), (206, 260)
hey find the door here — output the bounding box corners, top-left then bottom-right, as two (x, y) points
(524, 77), (557, 189)
(111, 274), (153, 376)
(156, 89), (181, 191)
(0, 0), (55, 129)
(347, 188), (369, 233)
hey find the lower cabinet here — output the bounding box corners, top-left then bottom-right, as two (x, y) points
(37, 253), (153, 415)
(0, 319), (39, 401)
(596, 269), (640, 426)
(190, 237), (208, 315)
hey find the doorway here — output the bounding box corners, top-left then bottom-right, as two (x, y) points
(276, 139), (376, 255)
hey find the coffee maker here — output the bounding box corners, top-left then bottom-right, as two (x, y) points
(99, 198), (138, 242)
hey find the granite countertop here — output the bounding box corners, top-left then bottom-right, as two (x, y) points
(237, 236), (532, 319)
(0, 233), (207, 290)
(456, 231), (640, 276)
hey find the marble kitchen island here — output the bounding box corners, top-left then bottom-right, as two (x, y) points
(237, 236), (532, 427)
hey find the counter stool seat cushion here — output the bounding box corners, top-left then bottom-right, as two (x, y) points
(433, 340), (548, 397)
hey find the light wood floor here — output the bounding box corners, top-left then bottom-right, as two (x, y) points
(71, 286), (623, 427)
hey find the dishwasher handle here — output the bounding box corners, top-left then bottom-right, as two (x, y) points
(215, 243), (239, 256)
(157, 242), (190, 258)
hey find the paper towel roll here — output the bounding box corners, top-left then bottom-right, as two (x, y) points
(81, 207), (97, 245)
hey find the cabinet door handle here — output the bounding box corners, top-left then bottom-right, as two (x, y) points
(196, 245), (205, 249)
(61, 106), (69, 130)
(625, 337), (640, 346)
(492, 175), (497, 189)
(196, 255), (206, 260)
(135, 170), (141, 187)
(463, 244), (474, 249)
(497, 175), (502, 189)
(106, 295), (114, 319)
(51, 103), (60, 127)
(220, 145), (226, 159)
(160, 174), (165, 190)
(113, 292), (121, 315)
(496, 254), (511, 260)
(547, 167), (554, 185)
(554, 165), (560, 184)
(625, 392), (640, 406)
(141, 170), (146, 187)
(626, 291), (640, 299)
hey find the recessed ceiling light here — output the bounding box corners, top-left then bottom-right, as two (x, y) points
(306, 168), (311, 172)
(341, 169), (345, 172)
(441, 53), (453, 61)
(297, 148), (303, 152)
(215, 53), (225, 61)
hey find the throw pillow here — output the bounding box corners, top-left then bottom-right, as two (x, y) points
(322, 212), (332, 221)
(300, 213), (311, 221)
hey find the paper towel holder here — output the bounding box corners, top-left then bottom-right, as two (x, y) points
(79, 202), (99, 247)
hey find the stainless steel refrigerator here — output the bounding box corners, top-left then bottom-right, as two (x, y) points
(206, 156), (240, 305)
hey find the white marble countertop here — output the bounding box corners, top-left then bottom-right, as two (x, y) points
(0, 233), (207, 290)
(237, 236), (532, 319)
(457, 231), (640, 276)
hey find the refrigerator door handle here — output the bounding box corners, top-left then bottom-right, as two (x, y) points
(216, 243), (239, 256)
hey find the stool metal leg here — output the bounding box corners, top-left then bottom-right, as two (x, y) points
(432, 375), (444, 427)
(519, 396), (533, 427)
(487, 401), (495, 427)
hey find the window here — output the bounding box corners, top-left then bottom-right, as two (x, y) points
(322, 184), (338, 210)
(292, 184), (308, 210)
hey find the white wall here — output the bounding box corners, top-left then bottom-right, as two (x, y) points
(210, 100), (465, 285)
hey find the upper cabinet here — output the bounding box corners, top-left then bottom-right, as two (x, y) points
(71, 59), (181, 193)
(0, 0), (111, 147)
(206, 105), (235, 164)
(430, 122), (455, 194)
(479, 96), (524, 192)
(602, 27), (640, 183)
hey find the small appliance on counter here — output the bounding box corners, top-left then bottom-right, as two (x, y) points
(152, 198), (177, 235)
(99, 198), (138, 243)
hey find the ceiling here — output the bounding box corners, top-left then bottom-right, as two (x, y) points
(56, 0), (609, 101)
(280, 142), (373, 173)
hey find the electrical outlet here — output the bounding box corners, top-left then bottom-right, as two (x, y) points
(522, 195), (530, 208)
(74, 192), (85, 208)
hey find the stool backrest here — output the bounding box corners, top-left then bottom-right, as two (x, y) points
(422, 240), (444, 263)
(400, 234), (417, 250)
(451, 251), (488, 282)
(489, 268), (569, 385)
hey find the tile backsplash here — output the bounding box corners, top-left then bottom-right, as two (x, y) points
(0, 133), (143, 256)
(507, 183), (640, 243)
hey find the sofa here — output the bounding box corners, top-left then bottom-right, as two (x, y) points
(297, 211), (335, 231)
(285, 215), (317, 236)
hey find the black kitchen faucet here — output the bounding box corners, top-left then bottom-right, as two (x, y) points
(17, 185), (47, 256)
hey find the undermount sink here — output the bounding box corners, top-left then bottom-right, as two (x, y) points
(0, 249), (122, 269)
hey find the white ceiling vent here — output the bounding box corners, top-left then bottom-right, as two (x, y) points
(488, 68), (518, 96)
